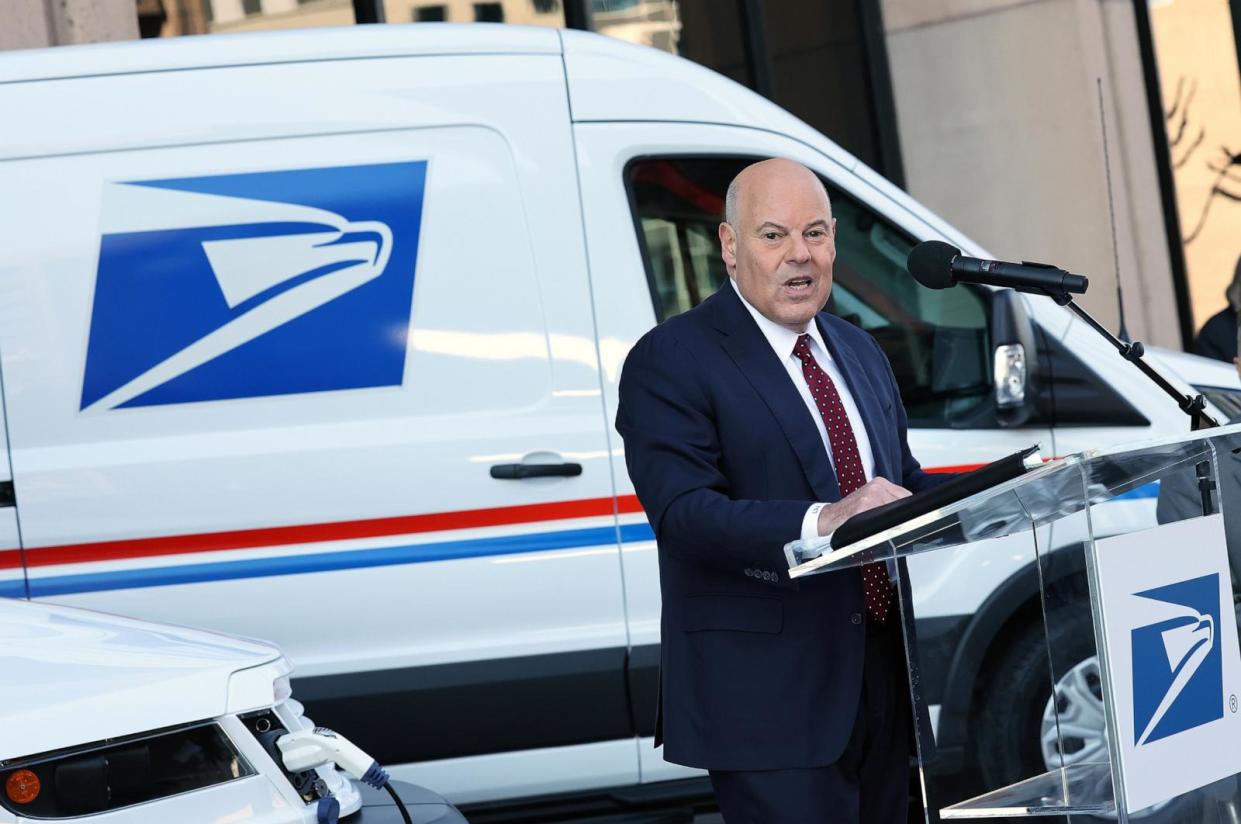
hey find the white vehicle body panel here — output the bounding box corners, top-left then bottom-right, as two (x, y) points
(0, 600), (362, 823)
(0, 600), (280, 761)
(0, 24), (560, 85)
(0, 52), (626, 676)
(1146, 344), (1240, 390)
(12, 777), (306, 824)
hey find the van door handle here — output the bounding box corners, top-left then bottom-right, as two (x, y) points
(490, 463), (583, 480)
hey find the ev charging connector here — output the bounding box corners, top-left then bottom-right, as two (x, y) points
(276, 727), (411, 824)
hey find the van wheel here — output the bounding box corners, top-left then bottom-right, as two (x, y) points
(973, 610), (1199, 821)
(973, 611), (1085, 790)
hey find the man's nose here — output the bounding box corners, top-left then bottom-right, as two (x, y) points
(786, 235), (811, 264)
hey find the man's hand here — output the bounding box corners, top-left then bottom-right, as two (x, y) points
(816, 477), (911, 536)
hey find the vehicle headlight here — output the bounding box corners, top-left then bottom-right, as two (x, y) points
(0, 723), (253, 818)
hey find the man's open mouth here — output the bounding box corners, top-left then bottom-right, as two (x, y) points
(785, 277), (814, 291)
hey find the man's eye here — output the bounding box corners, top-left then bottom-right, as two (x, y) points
(763, 232), (780, 241)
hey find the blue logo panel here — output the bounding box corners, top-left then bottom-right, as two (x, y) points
(81, 161), (427, 410)
(1131, 573), (1223, 745)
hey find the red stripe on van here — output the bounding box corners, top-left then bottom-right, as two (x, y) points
(11, 465), (1051, 570)
(19, 495), (645, 569)
(925, 463), (985, 474)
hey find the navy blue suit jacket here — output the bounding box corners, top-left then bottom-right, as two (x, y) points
(616, 282), (941, 771)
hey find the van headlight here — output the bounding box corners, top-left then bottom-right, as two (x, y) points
(1, 723), (252, 818)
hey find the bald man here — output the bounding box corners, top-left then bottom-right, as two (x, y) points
(616, 159), (945, 823)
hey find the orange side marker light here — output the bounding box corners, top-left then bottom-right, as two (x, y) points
(5, 769), (40, 804)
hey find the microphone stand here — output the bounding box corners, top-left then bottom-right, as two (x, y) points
(1037, 287), (1219, 432)
(1037, 287), (1220, 516)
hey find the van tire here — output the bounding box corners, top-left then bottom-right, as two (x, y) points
(973, 610), (1086, 789)
(973, 609), (1203, 821)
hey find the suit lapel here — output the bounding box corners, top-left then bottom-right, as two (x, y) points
(816, 315), (895, 482)
(712, 286), (841, 502)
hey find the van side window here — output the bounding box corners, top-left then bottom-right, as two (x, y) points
(625, 157), (992, 428)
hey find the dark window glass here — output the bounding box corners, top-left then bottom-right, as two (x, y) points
(761, 0), (881, 171)
(415, 5), (447, 21)
(1, 723), (252, 818)
(532, 0), (560, 11)
(590, 0), (751, 88)
(241, 0), (262, 15)
(625, 156), (991, 426)
(474, 2), (504, 22)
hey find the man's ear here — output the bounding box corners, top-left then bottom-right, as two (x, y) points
(719, 222), (737, 271)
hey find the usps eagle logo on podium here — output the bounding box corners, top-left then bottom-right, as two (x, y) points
(1130, 573), (1224, 746)
(80, 161), (427, 411)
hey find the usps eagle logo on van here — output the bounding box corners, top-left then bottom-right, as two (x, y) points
(80, 161), (427, 410)
(1131, 573), (1224, 746)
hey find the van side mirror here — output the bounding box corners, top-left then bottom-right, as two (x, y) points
(990, 289), (1039, 427)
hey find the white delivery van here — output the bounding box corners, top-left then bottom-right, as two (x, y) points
(0, 23), (1236, 815)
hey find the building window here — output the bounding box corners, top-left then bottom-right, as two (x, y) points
(589, 1), (750, 90)
(390, 0), (562, 27)
(587, 1), (900, 186)
(414, 4), (446, 21)
(474, 2), (504, 22)
(193, 0), (355, 33)
(1146, 0), (1241, 349)
(761, 1), (883, 175)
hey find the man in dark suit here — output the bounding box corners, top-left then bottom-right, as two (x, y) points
(616, 158), (944, 823)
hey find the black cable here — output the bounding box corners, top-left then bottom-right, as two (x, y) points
(383, 782), (413, 824)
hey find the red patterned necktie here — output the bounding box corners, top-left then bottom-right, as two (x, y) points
(793, 334), (891, 622)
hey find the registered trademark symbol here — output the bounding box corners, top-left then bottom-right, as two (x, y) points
(1231, 694), (1238, 714)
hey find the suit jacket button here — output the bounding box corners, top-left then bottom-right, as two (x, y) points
(850, 613), (862, 625)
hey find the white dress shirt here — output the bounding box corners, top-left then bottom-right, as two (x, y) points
(729, 279), (876, 544)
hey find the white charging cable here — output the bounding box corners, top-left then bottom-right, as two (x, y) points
(276, 727), (411, 824)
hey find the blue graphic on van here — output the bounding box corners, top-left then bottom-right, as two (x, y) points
(81, 161), (427, 410)
(1131, 573), (1223, 746)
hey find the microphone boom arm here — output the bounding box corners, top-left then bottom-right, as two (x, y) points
(1038, 287), (1219, 431)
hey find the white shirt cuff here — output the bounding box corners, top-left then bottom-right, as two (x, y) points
(801, 502), (827, 542)
(783, 503), (831, 570)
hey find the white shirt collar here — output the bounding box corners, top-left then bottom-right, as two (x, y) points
(729, 278), (831, 363)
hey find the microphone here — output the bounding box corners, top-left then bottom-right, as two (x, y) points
(907, 240), (1089, 295)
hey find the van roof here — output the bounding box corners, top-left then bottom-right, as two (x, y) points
(0, 23), (979, 254)
(0, 22), (561, 85)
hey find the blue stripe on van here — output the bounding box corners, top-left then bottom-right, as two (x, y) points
(0, 578), (27, 599)
(1111, 481), (1160, 502)
(26, 522), (657, 597)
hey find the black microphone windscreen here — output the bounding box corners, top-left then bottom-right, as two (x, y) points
(907, 240), (959, 290)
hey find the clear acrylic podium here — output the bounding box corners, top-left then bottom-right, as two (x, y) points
(789, 424), (1241, 822)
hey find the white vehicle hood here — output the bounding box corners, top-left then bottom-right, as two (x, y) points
(1145, 345), (1240, 390)
(0, 599), (283, 761)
